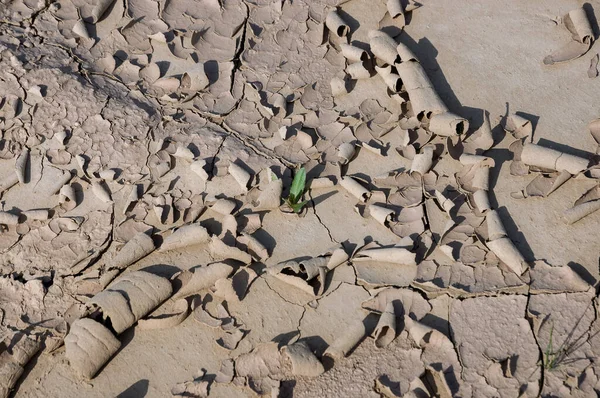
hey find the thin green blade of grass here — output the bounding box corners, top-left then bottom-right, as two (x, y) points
(289, 167), (306, 203)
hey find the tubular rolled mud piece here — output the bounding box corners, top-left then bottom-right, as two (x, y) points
(208, 236), (252, 264)
(504, 113), (533, 140)
(375, 64), (393, 77)
(111, 232), (155, 269)
(387, 0), (405, 18)
(473, 189), (490, 213)
(428, 112), (469, 136)
(22, 209), (50, 221)
(0, 333), (41, 398)
(15, 148), (29, 184)
(373, 301), (397, 348)
(174, 262), (234, 299)
(159, 223), (210, 252)
(487, 237), (528, 275)
(544, 7), (594, 65)
(0, 211), (19, 225)
(424, 367), (453, 398)
(239, 232), (269, 260)
(324, 317), (369, 360)
(137, 299), (189, 330)
(325, 9), (350, 38)
(368, 204), (394, 226)
(228, 163), (251, 191)
(337, 142), (356, 164)
(435, 190), (454, 215)
(340, 44), (368, 62)
(403, 316), (434, 346)
(106, 271), (173, 320)
(88, 290), (136, 334)
(52, 170), (73, 195)
(396, 43), (418, 63)
(65, 318), (121, 379)
(281, 341), (325, 377)
(181, 68), (209, 92)
(346, 61), (371, 79)
(0, 173), (19, 194)
(381, 73), (402, 92)
(340, 176), (370, 202)
(369, 31), (400, 65)
(521, 143), (589, 175)
(564, 199), (600, 224)
(330, 76), (348, 97)
(92, 180), (112, 203)
(486, 210), (507, 241)
(410, 145), (434, 175)
(90, 0), (116, 21)
(396, 60), (448, 119)
(354, 246), (417, 265)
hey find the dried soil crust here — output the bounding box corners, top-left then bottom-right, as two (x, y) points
(0, 0), (599, 397)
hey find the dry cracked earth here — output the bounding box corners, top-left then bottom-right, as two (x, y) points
(1, 0), (600, 397)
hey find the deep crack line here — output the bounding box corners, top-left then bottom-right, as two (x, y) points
(308, 190), (337, 244)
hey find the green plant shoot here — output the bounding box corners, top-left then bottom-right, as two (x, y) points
(285, 167), (308, 213)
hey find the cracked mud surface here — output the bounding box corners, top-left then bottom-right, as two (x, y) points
(1, 0), (600, 397)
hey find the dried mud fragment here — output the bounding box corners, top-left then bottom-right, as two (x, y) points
(410, 145), (434, 175)
(174, 262), (234, 299)
(325, 9), (350, 38)
(215, 359), (235, 384)
(253, 178), (283, 210)
(521, 142), (589, 175)
(590, 118), (600, 147)
(171, 369), (209, 397)
(330, 76), (349, 97)
(216, 328), (245, 350)
(530, 260), (591, 293)
(64, 318), (121, 379)
(462, 111), (495, 154)
(514, 170), (572, 199)
(451, 296), (540, 397)
(235, 342), (283, 379)
(544, 7), (594, 65)
(137, 299), (189, 330)
(589, 53), (599, 78)
(323, 315), (370, 361)
(208, 236), (252, 264)
(111, 231), (155, 269)
(373, 301), (397, 348)
(564, 184), (600, 224)
(15, 147), (29, 184)
(159, 224), (210, 252)
(228, 163), (251, 192)
(362, 287), (431, 320)
(503, 113), (533, 141)
(0, 333), (41, 398)
(281, 341), (324, 377)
